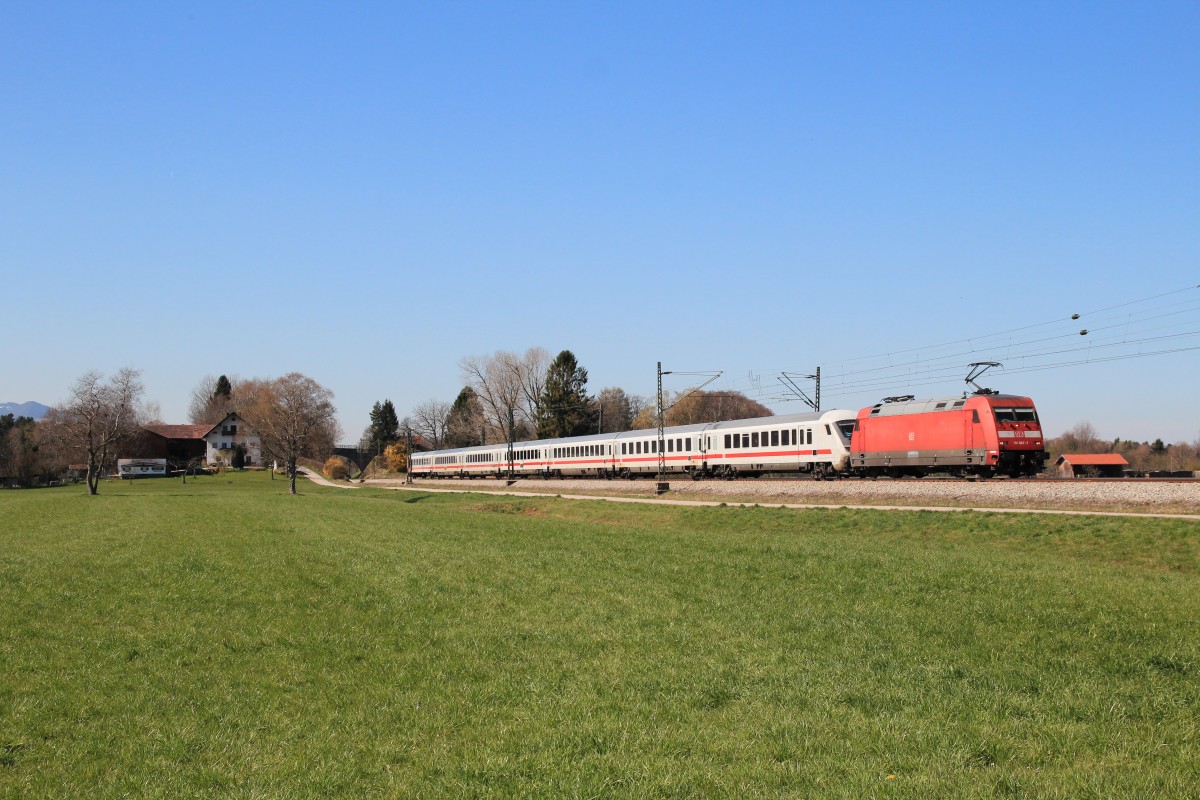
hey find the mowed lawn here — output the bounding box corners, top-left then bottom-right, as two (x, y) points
(1, 474), (1197, 799)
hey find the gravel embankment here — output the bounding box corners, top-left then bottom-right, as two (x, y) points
(365, 476), (1200, 515)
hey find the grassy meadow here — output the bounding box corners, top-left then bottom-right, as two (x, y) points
(1, 472), (1197, 798)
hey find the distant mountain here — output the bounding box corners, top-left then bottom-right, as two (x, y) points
(0, 401), (50, 419)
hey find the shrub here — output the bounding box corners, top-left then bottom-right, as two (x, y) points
(323, 456), (350, 480)
(384, 442), (409, 473)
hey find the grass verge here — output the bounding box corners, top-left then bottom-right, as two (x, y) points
(1, 472), (1197, 798)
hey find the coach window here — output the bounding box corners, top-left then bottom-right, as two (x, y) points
(781, 430), (789, 446)
(807, 429), (813, 445)
(771, 430), (779, 447)
(676, 438), (682, 451)
(742, 434), (750, 448)
(667, 439), (674, 453)
(686, 438), (692, 451)
(724, 434), (731, 448)
(751, 432), (759, 447)
(732, 434), (740, 449)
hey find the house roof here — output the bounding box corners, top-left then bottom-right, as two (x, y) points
(143, 424), (213, 441)
(1057, 453), (1129, 466)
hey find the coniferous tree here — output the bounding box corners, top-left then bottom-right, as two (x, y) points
(367, 399), (401, 451)
(444, 387), (484, 448)
(536, 350), (595, 439)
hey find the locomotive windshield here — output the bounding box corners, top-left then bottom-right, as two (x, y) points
(993, 407), (1038, 423)
(836, 421), (855, 442)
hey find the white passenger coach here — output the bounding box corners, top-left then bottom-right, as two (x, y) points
(409, 409), (857, 480)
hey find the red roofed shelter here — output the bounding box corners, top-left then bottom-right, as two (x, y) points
(136, 424), (211, 465)
(1055, 453), (1129, 478)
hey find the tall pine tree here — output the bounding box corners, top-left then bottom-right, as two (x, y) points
(536, 350), (595, 439)
(367, 399), (400, 451)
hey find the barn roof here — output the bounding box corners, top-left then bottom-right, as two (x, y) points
(143, 424), (213, 441)
(1056, 453), (1129, 466)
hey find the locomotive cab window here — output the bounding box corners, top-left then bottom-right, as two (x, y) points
(993, 408), (1017, 423)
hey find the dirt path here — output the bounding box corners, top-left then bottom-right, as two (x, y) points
(296, 468), (359, 489)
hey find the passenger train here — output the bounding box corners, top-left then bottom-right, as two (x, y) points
(409, 409), (857, 480)
(410, 390), (1049, 479)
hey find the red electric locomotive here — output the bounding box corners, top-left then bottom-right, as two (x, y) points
(849, 393), (1048, 478)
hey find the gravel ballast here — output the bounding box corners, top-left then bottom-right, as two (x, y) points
(367, 476), (1200, 515)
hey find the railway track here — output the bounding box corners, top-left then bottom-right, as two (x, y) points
(423, 473), (1199, 485)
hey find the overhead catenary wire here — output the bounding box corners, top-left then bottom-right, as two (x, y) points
(690, 282), (1199, 407)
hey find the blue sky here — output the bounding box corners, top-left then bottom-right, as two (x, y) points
(3, 2), (1197, 442)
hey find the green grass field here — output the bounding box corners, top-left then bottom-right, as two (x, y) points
(1, 473), (1197, 798)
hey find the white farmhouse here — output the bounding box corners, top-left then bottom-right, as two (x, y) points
(204, 412), (263, 467)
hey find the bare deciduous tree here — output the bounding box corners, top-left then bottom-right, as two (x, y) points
(517, 346), (550, 427)
(594, 386), (643, 433)
(411, 398), (452, 451)
(50, 368), (145, 495)
(141, 400), (165, 426)
(240, 373), (340, 494)
(188, 374), (240, 424)
(666, 390), (772, 426)
(460, 347), (549, 449)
